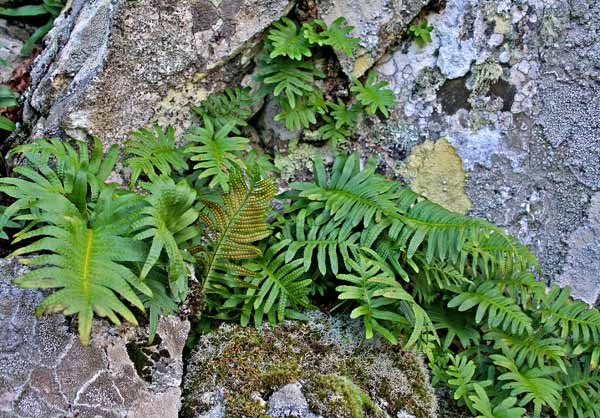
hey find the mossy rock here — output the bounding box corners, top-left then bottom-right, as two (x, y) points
(182, 312), (437, 418)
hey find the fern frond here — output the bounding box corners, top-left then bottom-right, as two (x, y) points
(12, 188), (151, 345)
(469, 383), (526, 418)
(274, 95), (317, 130)
(491, 354), (561, 418)
(351, 71), (395, 117)
(195, 170), (276, 291)
(255, 54), (324, 108)
(448, 281), (532, 335)
(484, 328), (567, 372)
(132, 177), (199, 301)
(185, 116), (248, 192)
(268, 17), (312, 60)
(125, 125), (187, 187)
(559, 359), (600, 418)
(319, 17), (360, 56)
(429, 303), (480, 349)
(328, 99), (360, 129)
(239, 240), (313, 326)
(277, 209), (361, 275)
(193, 87), (253, 134)
(540, 285), (600, 345)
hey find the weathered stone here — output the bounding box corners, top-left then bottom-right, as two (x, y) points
(368, 0), (600, 290)
(316, 0), (429, 78)
(0, 258), (190, 418)
(398, 139), (472, 214)
(182, 311), (437, 418)
(20, 0), (293, 145)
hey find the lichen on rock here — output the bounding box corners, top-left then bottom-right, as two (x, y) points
(182, 312), (437, 418)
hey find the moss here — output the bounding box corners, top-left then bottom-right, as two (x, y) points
(183, 316), (438, 418)
(274, 141), (334, 184)
(396, 139), (472, 214)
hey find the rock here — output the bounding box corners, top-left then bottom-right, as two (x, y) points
(0, 19), (31, 83)
(367, 0), (600, 289)
(21, 0), (294, 145)
(182, 311), (437, 418)
(397, 139), (472, 214)
(558, 193), (600, 305)
(316, 0), (429, 78)
(0, 258), (190, 418)
(258, 97), (303, 148)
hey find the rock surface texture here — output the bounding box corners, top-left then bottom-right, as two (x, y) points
(20, 0), (293, 144)
(0, 258), (189, 418)
(182, 312), (437, 418)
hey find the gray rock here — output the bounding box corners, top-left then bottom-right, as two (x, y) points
(20, 0), (293, 145)
(558, 193), (600, 305)
(316, 0), (429, 77)
(267, 382), (320, 418)
(0, 258), (190, 418)
(367, 0), (600, 292)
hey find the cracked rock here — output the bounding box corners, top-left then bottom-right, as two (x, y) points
(0, 258), (190, 418)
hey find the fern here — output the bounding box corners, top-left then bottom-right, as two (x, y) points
(0, 85), (19, 108)
(409, 20), (433, 48)
(351, 71), (395, 117)
(559, 359), (600, 418)
(125, 125), (187, 187)
(448, 281), (532, 335)
(429, 303), (480, 349)
(238, 240), (313, 327)
(143, 270), (178, 344)
(192, 87), (253, 134)
(491, 354), (562, 417)
(316, 115), (349, 144)
(185, 116), (248, 192)
(11, 187), (151, 345)
(469, 383), (526, 418)
(274, 95), (318, 131)
(194, 170), (276, 291)
(302, 17), (359, 56)
(268, 17), (312, 60)
(255, 54), (324, 109)
(328, 99), (360, 129)
(132, 177), (199, 301)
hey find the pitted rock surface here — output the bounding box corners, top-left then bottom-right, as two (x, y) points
(19, 0), (293, 145)
(0, 258), (189, 418)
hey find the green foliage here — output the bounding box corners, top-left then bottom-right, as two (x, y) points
(125, 125), (187, 187)
(351, 71), (395, 117)
(0, 115), (15, 132)
(192, 87), (253, 134)
(302, 17), (359, 56)
(268, 17), (312, 60)
(0, 0), (66, 55)
(185, 116), (249, 192)
(409, 20), (433, 48)
(0, 85), (19, 108)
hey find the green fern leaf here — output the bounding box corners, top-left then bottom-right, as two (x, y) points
(328, 99), (360, 129)
(255, 54), (324, 108)
(491, 354), (561, 418)
(268, 17), (312, 60)
(185, 115), (248, 192)
(559, 359), (600, 418)
(429, 303), (480, 349)
(132, 177), (199, 301)
(316, 115), (349, 144)
(351, 71), (395, 117)
(274, 96), (317, 130)
(192, 87), (253, 134)
(320, 17), (359, 56)
(239, 240), (313, 326)
(125, 125), (187, 187)
(469, 383), (526, 418)
(11, 187), (151, 345)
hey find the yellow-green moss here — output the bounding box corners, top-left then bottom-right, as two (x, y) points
(397, 139), (472, 214)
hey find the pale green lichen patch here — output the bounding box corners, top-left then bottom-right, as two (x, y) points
(397, 139), (472, 214)
(182, 313), (437, 418)
(274, 141), (335, 185)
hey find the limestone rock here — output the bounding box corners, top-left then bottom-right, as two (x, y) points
(21, 0), (293, 145)
(182, 311), (437, 418)
(0, 258), (190, 418)
(367, 0), (600, 289)
(316, 0), (429, 78)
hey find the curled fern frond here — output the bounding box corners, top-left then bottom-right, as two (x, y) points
(125, 125), (187, 187)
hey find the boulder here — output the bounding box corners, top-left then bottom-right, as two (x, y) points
(20, 0), (294, 145)
(0, 258), (190, 418)
(182, 312), (437, 418)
